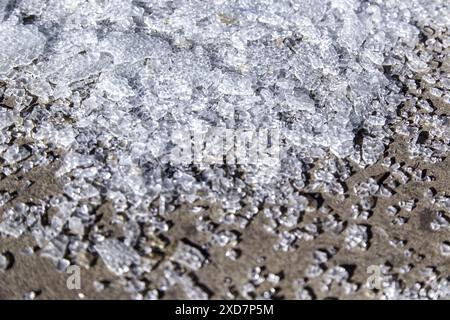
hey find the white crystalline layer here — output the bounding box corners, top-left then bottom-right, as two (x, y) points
(0, 109), (15, 129)
(2, 0), (444, 172)
(0, 207), (26, 238)
(95, 239), (141, 275)
(2, 0), (418, 163)
(0, 25), (45, 75)
(1, 145), (30, 164)
(0, 1), (7, 21)
(98, 33), (171, 65)
(440, 242), (450, 257)
(178, 274), (209, 300)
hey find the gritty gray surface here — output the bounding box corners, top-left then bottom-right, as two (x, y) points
(1, 117), (449, 299)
